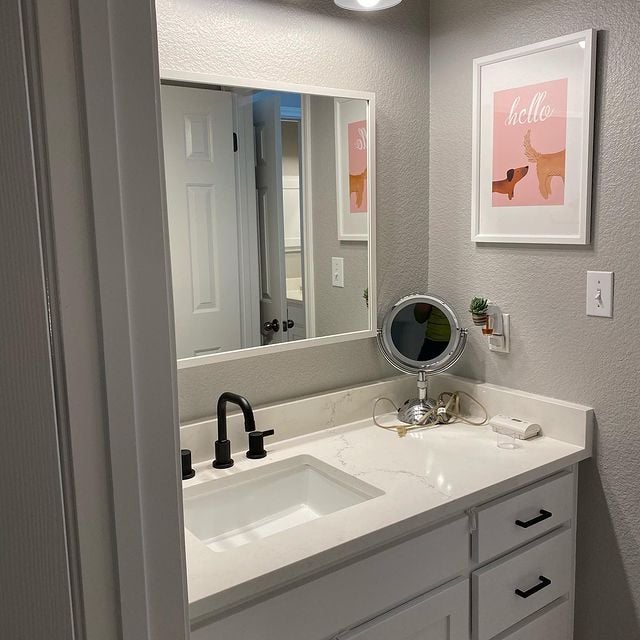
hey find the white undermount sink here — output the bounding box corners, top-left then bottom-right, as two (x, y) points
(183, 455), (384, 552)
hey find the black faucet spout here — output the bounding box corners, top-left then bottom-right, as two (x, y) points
(216, 392), (256, 439)
(213, 392), (256, 469)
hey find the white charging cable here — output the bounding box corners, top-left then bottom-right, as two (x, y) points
(372, 390), (488, 437)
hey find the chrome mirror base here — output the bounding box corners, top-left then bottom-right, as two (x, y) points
(397, 397), (438, 425)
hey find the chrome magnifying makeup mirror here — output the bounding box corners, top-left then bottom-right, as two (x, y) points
(378, 294), (468, 424)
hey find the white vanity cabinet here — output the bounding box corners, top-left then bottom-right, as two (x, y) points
(192, 516), (470, 640)
(335, 577), (469, 640)
(191, 467), (578, 640)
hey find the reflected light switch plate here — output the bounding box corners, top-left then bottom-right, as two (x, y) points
(332, 257), (344, 288)
(586, 271), (614, 317)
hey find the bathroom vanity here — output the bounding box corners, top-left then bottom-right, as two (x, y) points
(181, 375), (592, 640)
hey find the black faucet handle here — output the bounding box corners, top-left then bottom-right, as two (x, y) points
(212, 439), (234, 469)
(246, 429), (275, 460)
(181, 449), (196, 480)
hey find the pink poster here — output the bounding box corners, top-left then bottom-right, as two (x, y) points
(492, 78), (568, 207)
(348, 119), (367, 213)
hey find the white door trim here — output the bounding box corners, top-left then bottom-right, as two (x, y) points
(300, 94), (316, 338)
(74, 1), (189, 639)
(233, 92), (262, 347)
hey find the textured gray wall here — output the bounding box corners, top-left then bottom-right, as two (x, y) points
(428, 1), (640, 637)
(1, 2), (74, 636)
(309, 95), (369, 337)
(156, 0), (430, 421)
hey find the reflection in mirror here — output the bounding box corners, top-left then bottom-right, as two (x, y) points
(160, 81), (372, 361)
(390, 303), (453, 363)
(379, 294), (465, 374)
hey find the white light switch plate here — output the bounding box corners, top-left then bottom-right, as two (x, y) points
(586, 271), (614, 317)
(332, 257), (344, 288)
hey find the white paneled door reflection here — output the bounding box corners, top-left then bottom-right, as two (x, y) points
(161, 85), (242, 358)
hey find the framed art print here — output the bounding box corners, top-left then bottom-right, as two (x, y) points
(335, 98), (369, 242)
(471, 30), (596, 244)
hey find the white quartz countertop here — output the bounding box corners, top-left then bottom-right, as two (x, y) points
(184, 414), (590, 623)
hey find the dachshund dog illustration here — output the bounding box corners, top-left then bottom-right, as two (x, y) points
(349, 168), (367, 208)
(492, 165), (529, 200)
(523, 129), (566, 199)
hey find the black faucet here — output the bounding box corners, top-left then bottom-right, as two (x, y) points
(212, 392), (274, 468)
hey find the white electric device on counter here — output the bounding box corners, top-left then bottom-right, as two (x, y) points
(489, 414), (541, 440)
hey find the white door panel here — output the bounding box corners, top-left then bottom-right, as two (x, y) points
(161, 85), (242, 358)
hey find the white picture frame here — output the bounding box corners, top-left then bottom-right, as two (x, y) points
(335, 98), (369, 242)
(471, 30), (597, 244)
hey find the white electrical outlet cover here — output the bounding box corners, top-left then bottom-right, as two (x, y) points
(488, 313), (510, 353)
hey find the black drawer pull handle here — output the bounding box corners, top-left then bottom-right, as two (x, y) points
(515, 575), (552, 599)
(515, 509), (552, 529)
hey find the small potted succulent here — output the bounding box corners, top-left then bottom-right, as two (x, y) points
(469, 297), (489, 326)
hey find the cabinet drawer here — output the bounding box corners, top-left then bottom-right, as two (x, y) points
(193, 516), (469, 640)
(336, 577), (469, 640)
(495, 597), (571, 640)
(473, 470), (574, 563)
(472, 527), (572, 640)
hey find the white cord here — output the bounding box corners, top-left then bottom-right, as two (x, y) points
(372, 390), (488, 437)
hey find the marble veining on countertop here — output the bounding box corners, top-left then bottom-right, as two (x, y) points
(184, 410), (590, 623)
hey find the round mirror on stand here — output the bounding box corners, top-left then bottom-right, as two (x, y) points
(377, 294), (468, 425)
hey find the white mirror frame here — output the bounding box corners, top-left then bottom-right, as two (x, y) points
(159, 70), (377, 370)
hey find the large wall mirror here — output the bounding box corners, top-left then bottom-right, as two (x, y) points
(159, 73), (376, 367)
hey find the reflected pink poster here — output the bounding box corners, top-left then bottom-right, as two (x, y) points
(492, 78), (568, 207)
(348, 119), (367, 213)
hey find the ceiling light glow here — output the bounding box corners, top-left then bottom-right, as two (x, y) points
(334, 0), (403, 11)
